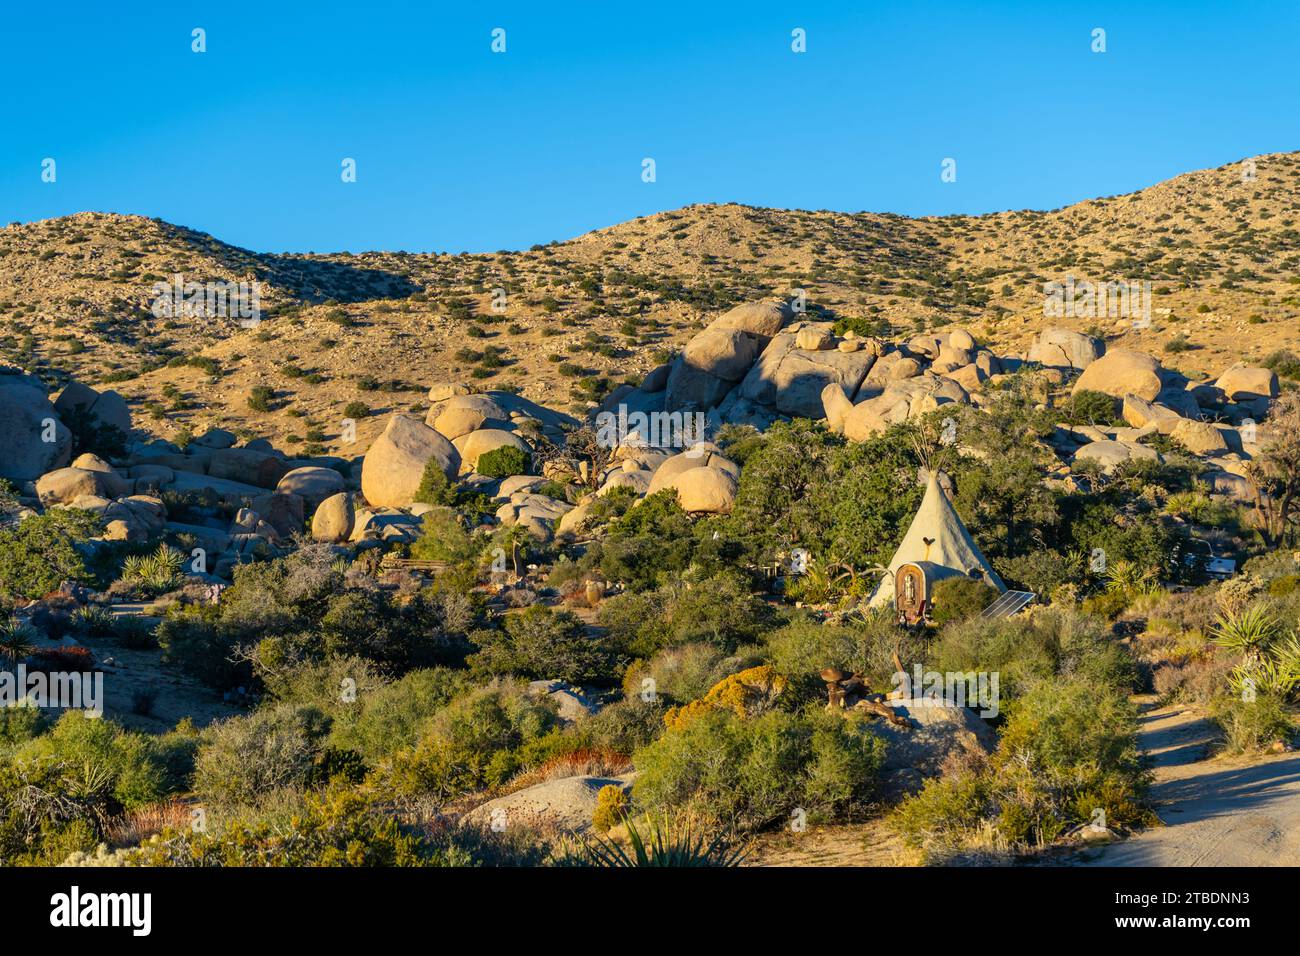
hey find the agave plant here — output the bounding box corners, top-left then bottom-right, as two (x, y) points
(565, 816), (746, 868)
(1212, 606), (1282, 663)
(0, 619), (38, 664)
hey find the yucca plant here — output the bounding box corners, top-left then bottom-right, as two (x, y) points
(0, 619), (38, 664)
(1212, 606), (1282, 663)
(562, 816), (746, 868)
(120, 553), (150, 582)
(1105, 560), (1159, 596)
(72, 604), (115, 637)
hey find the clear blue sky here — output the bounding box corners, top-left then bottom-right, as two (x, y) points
(2, 1), (1296, 254)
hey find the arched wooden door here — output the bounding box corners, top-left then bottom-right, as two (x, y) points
(896, 563), (926, 624)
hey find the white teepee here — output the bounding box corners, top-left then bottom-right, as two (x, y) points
(867, 472), (1005, 608)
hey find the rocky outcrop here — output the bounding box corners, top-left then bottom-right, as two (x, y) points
(54, 379), (132, 436)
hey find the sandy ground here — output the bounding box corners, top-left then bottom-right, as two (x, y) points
(27, 610), (239, 733)
(1076, 696), (1300, 866)
(744, 819), (908, 867)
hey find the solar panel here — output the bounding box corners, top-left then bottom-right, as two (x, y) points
(980, 590), (1036, 619)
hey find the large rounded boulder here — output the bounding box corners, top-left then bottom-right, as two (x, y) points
(1215, 364), (1279, 404)
(0, 373), (72, 481)
(1027, 327), (1104, 371)
(707, 299), (795, 340)
(1071, 349), (1163, 401)
(682, 328), (761, 382)
(276, 466), (346, 509)
(427, 394), (511, 440)
(361, 415), (461, 508)
(311, 492), (355, 543)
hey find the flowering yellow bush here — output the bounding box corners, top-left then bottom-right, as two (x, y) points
(663, 665), (787, 731)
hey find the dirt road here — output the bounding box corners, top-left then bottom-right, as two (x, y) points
(1078, 697), (1300, 866)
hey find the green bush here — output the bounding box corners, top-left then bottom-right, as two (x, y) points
(409, 507), (478, 564)
(1211, 694), (1295, 754)
(193, 704), (328, 808)
(928, 577), (999, 626)
(247, 386), (275, 412)
(598, 572), (774, 658)
(470, 606), (613, 684)
(930, 607), (1134, 702)
(632, 708), (886, 832)
(476, 445), (530, 479)
(389, 681), (559, 798)
(128, 786), (550, 867)
(0, 509), (102, 600)
(892, 675), (1151, 859)
(1066, 390), (1120, 426)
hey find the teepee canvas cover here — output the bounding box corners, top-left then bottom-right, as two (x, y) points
(867, 473), (1005, 608)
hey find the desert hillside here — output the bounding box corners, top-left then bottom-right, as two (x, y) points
(1, 151), (1297, 453)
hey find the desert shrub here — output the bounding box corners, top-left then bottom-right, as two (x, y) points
(662, 665), (788, 730)
(13, 712), (169, 812)
(159, 546), (471, 688)
(892, 676), (1151, 859)
(0, 510), (102, 600)
(0, 702), (49, 748)
(342, 401), (370, 419)
(413, 459), (457, 506)
(763, 612), (917, 692)
(928, 577), (999, 626)
(622, 643), (736, 706)
(564, 697), (666, 755)
(592, 784), (631, 832)
(1065, 390), (1120, 426)
(727, 421), (925, 574)
(930, 606), (1134, 701)
(326, 667), (473, 764)
(193, 704), (330, 808)
(590, 490), (698, 591)
(129, 786), (548, 866)
(247, 385), (274, 412)
(476, 445), (530, 479)
(632, 708), (886, 832)
(409, 507), (478, 564)
(598, 572), (774, 658)
(1211, 694), (1295, 754)
(995, 549), (1078, 597)
(388, 680), (559, 798)
(468, 605), (614, 684)
(30, 645), (95, 672)
(155, 609), (246, 689)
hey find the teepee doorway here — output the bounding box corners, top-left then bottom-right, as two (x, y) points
(895, 562), (927, 624)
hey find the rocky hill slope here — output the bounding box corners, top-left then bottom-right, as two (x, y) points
(1, 151), (1297, 453)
